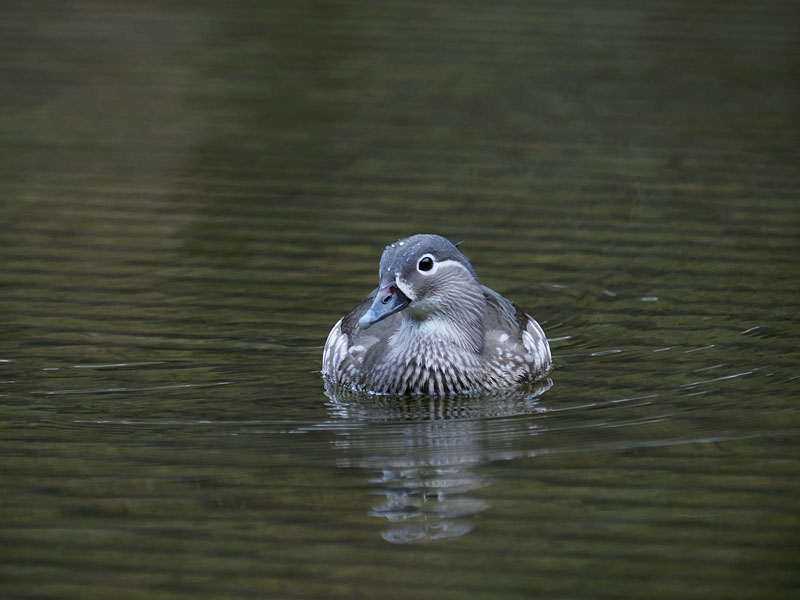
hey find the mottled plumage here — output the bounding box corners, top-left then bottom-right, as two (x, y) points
(322, 234), (552, 394)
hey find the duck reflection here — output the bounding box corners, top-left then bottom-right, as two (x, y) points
(324, 379), (553, 543)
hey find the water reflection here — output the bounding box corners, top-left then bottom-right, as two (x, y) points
(325, 380), (553, 543)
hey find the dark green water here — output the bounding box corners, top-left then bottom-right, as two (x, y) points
(2, 1), (799, 598)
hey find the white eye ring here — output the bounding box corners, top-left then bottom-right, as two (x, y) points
(417, 254), (435, 273)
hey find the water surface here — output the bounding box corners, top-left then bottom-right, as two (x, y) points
(2, 1), (799, 598)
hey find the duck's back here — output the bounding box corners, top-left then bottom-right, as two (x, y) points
(479, 286), (552, 386)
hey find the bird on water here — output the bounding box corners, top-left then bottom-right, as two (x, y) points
(322, 234), (552, 395)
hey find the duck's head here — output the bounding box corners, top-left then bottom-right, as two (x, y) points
(358, 234), (481, 330)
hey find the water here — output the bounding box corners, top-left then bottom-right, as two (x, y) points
(2, 1), (799, 598)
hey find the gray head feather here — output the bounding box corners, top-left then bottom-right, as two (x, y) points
(379, 234), (477, 283)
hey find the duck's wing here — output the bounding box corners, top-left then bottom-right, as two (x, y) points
(482, 285), (552, 379)
(321, 288), (403, 384)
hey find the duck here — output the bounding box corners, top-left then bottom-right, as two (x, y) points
(322, 234), (552, 395)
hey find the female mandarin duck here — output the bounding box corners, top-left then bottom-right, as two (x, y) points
(322, 234), (552, 394)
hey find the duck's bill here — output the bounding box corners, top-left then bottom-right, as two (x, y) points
(358, 284), (410, 329)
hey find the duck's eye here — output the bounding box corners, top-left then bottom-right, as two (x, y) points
(417, 256), (434, 272)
